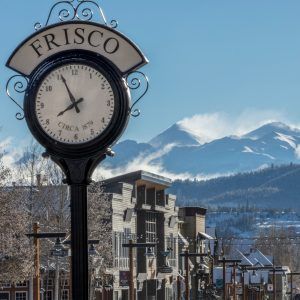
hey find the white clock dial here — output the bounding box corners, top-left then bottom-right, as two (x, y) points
(35, 63), (115, 144)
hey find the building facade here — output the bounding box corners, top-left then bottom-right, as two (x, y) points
(103, 170), (179, 300)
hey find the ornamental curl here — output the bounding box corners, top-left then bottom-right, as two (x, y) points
(6, 75), (28, 121)
(34, 0), (117, 30)
(126, 71), (149, 118)
(110, 19), (118, 29)
(34, 1), (75, 31)
(76, 1), (107, 24)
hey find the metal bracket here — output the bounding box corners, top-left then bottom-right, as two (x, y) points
(6, 75), (28, 120)
(126, 71), (149, 118)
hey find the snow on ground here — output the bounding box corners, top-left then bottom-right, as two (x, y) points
(274, 132), (296, 148)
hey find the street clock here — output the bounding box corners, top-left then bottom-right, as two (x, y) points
(24, 50), (130, 158)
(7, 21), (148, 158)
(6, 3), (149, 300)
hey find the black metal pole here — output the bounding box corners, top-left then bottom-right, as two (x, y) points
(129, 240), (134, 300)
(222, 258), (226, 300)
(290, 273), (293, 300)
(71, 183), (89, 300)
(185, 251), (190, 300)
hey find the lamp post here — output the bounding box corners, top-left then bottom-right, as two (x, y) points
(227, 261), (240, 300)
(217, 258), (241, 300)
(27, 225), (67, 300)
(50, 238), (69, 300)
(88, 243), (102, 300)
(287, 272), (300, 300)
(180, 250), (209, 300)
(239, 266), (285, 300)
(123, 240), (157, 300)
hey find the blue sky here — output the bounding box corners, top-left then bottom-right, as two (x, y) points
(2, 0), (300, 147)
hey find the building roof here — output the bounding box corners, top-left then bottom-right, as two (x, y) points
(179, 207), (207, 216)
(197, 232), (214, 240)
(103, 170), (172, 188)
(236, 248), (273, 267)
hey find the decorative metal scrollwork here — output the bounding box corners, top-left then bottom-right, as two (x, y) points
(34, 0), (118, 31)
(6, 75), (28, 120)
(126, 71), (149, 118)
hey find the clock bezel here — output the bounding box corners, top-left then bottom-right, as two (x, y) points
(24, 50), (130, 159)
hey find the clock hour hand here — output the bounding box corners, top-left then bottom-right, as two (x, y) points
(61, 75), (80, 114)
(57, 98), (84, 117)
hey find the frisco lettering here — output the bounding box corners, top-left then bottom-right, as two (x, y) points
(30, 27), (120, 58)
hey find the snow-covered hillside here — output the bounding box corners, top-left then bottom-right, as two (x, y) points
(103, 121), (300, 178)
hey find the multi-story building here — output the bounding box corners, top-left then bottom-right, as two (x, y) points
(0, 282), (30, 300)
(103, 170), (179, 300)
(178, 207), (212, 299)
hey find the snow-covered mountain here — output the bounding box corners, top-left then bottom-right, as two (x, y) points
(149, 123), (201, 148)
(104, 121), (300, 178)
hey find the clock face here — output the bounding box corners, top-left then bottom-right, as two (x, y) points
(35, 63), (116, 144)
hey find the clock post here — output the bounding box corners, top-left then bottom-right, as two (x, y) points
(6, 1), (149, 300)
(50, 154), (107, 300)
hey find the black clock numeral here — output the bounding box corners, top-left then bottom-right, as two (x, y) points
(57, 75), (62, 81)
(101, 84), (105, 90)
(58, 130), (62, 137)
(90, 73), (93, 79)
(74, 134), (78, 140)
(102, 117), (105, 123)
(107, 100), (111, 107)
(46, 86), (52, 92)
(46, 119), (50, 125)
(40, 103), (45, 109)
(91, 129), (95, 135)
(72, 70), (79, 76)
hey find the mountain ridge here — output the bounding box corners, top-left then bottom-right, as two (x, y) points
(104, 121), (300, 177)
(168, 163), (300, 210)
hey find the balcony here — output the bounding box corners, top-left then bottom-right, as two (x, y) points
(114, 257), (130, 269)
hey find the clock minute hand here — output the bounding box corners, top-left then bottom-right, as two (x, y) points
(61, 75), (80, 114)
(57, 98), (84, 117)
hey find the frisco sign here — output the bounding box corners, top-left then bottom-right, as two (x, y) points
(7, 21), (148, 77)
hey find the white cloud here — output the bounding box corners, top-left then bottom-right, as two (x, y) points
(94, 143), (231, 181)
(178, 109), (288, 144)
(295, 146), (300, 159)
(0, 137), (31, 181)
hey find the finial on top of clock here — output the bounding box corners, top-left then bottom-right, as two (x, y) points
(34, 0), (118, 32)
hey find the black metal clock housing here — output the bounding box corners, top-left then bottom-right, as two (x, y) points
(24, 50), (130, 159)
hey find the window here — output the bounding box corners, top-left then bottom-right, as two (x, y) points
(60, 279), (70, 287)
(167, 234), (177, 267)
(113, 229), (132, 268)
(0, 282), (11, 288)
(113, 291), (119, 300)
(45, 290), (52, 300)
(61, 290), (69, 300)
(15, 292), (27, 300)
(145, 212), (156, 243)
(16, 281), (27, 288)
(46, 279), (53, 287)
(0, 292), (9, 300)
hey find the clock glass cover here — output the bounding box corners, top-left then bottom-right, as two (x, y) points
(35, 63), (115, 144)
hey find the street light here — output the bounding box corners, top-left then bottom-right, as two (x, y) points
(123, 240), (157, 300)
(180, 250), (211, 300)
(88, 244), (99, 256)
(217, 258), (241, 300)
(26, 222), (67, 300)
(144, 247), (156, 300)
(50, 238), (69, 257)
(287, 272), (300, 300)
